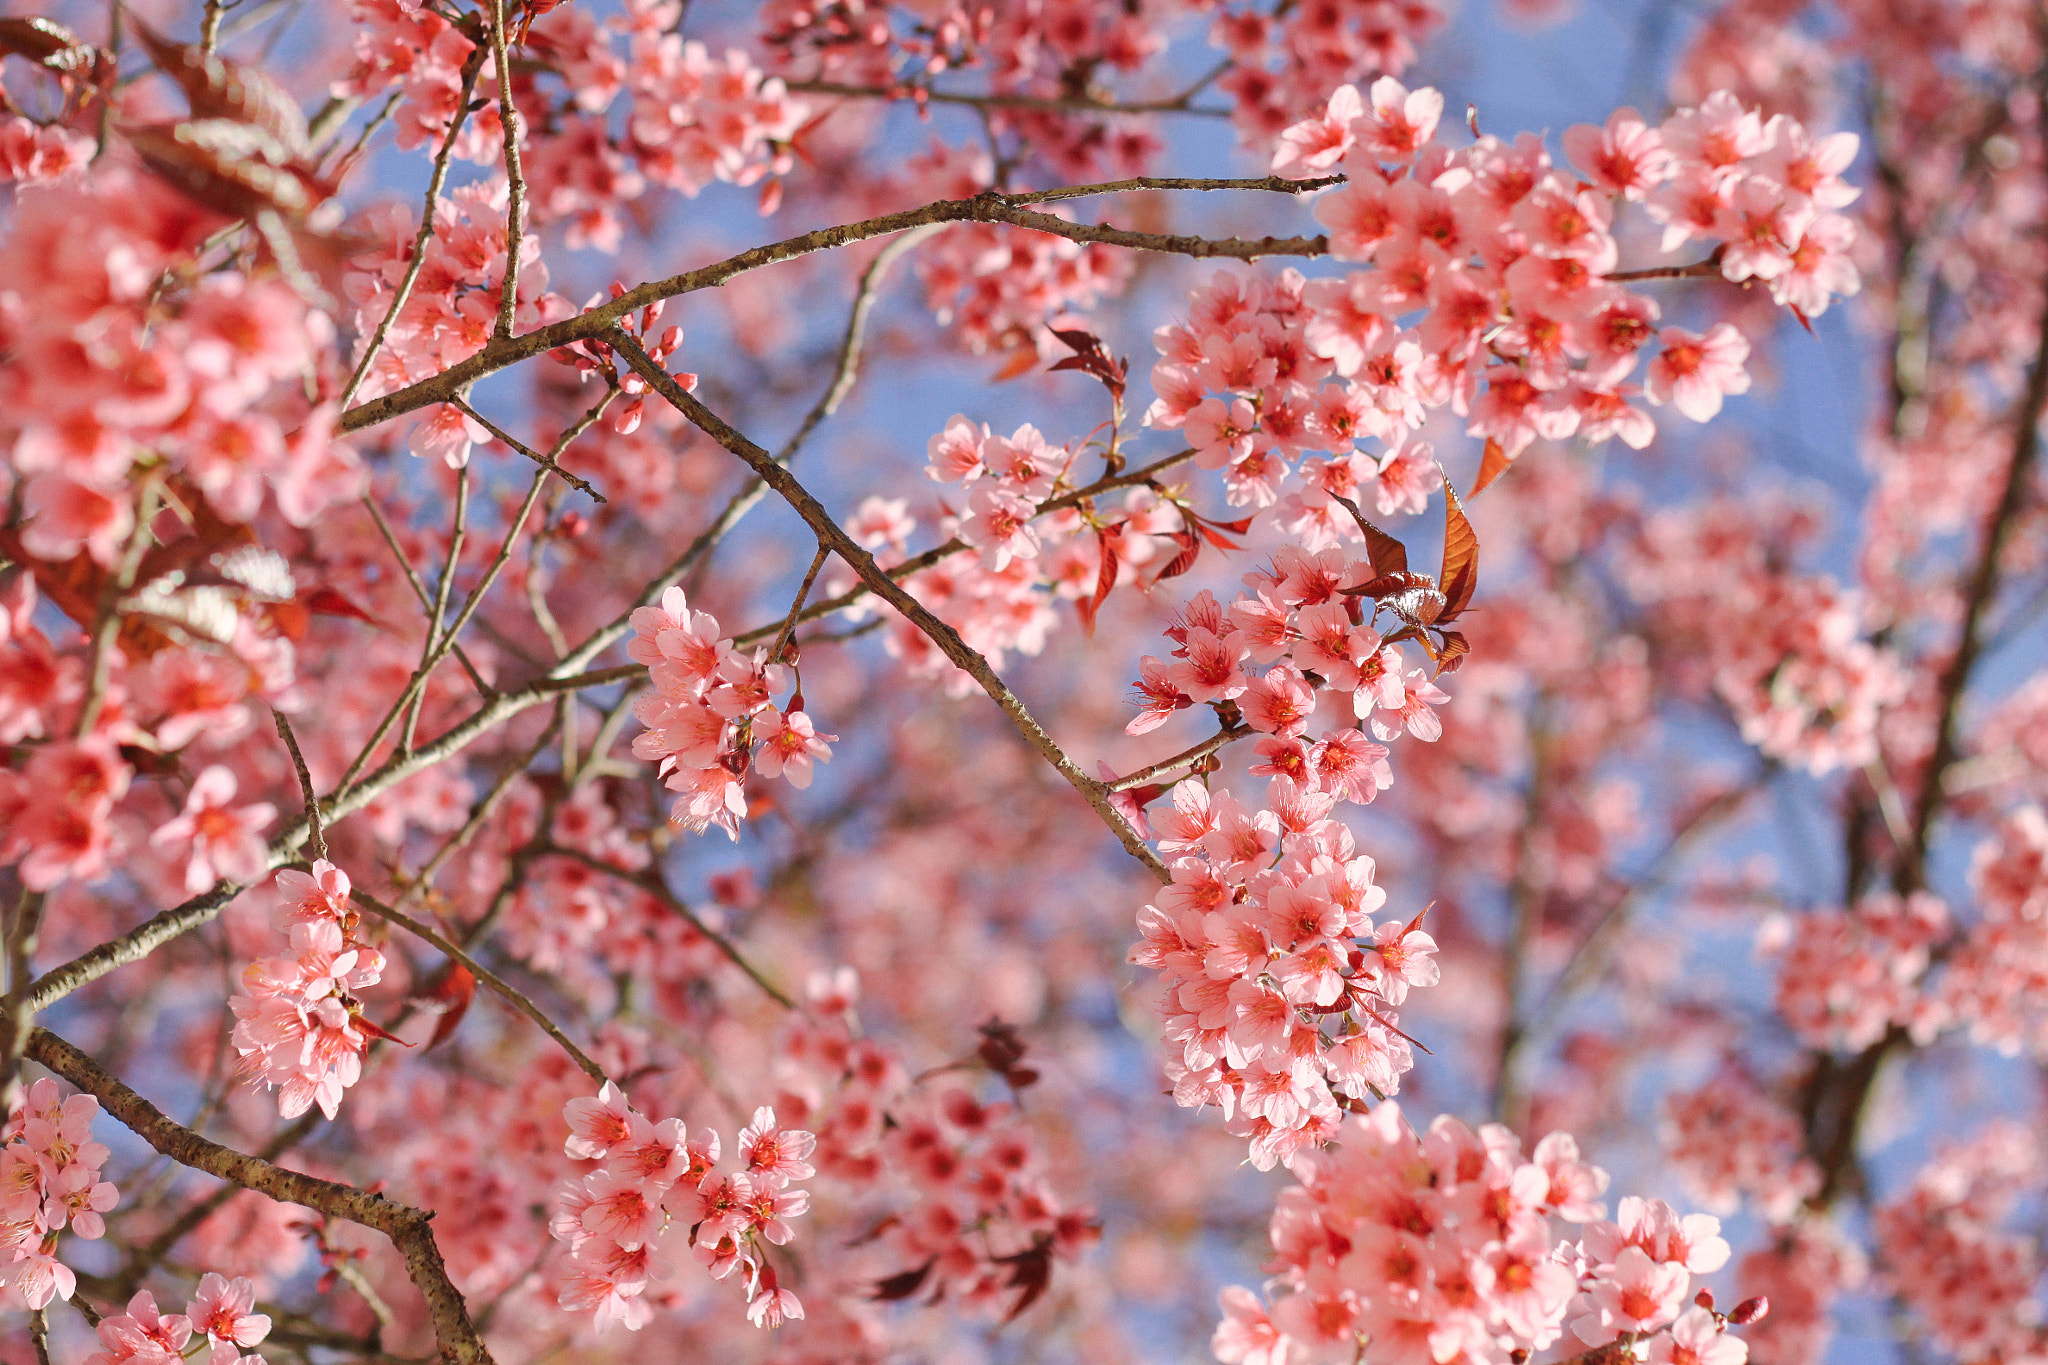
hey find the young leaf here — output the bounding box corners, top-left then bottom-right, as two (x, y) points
(130, 18), (310, 156)
(1437, 477), (1480, 623)
(1470, 437), (1512, 496)
(1331, 492), (1410, 578)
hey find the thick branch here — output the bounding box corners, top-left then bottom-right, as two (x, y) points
(26, 1027), (494, 1365)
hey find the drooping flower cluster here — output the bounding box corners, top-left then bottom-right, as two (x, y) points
(85, 1277), (272, 1365)
(1874, 1122), (2046, 1365)
(767, 973), (1100, 1327)
(628, 586), (835, 839)
(1765, 890), (1949, 1051)
(0, 1078), (116, 1310)
(1620, 497), (1905, 775)
(228, 860), (386, 1121)
(0, 166), (363, 551)
(1129, 779), (1437, 1167)
(550, 1083), (815, 1331)
(1144, 84), (1859, 524)
(1213, 1102), (1756, 1365)
(1662, 1068), (1821, 1224)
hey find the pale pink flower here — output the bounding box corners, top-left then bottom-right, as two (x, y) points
(150, 766), (276, 894)
(752, 708), (835, 788)
(188, 1274), (271, 1348)
(1645, 324), (1751, 422)
(959, 486), (1041, 571)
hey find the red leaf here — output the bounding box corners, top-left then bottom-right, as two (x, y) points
(1331, 494), (1409, 578)
(0, 16), (95, 73)
(421, 962), (477, 1050)
(1159, 529), (1200, 580)
(130, 17), (309, 155)
(1437, 477), (1480, 623)
(1075, 528), (1121, 636)
(355, 1014), (416, 1048)
(1469, 437), (1512, 496)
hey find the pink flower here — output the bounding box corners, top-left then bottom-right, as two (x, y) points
(1240, 666), (1317, 738)
(1645, 324), (1751, 422)
(737, 1107), (817, 1188)
(150, 766), (275, 894)
(959, 486), (1041, 571)
(275, 860), (352, 927)
(1185, 396), (1259, 468)
(1584, 1245), (1690, 1337)
(925, 413), (987, 482)
(1646, 1306), (1750, 1365)
(1213, 1285), (1286, 1365)
(407, 402), (493, 468)
(1564, 107), (1675, 199)
(565, 1082), (637, 1160)
(188, 1274), (271, 1348)
(752, 709), (835, 788)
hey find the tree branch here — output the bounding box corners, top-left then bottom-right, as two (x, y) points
(26, 1027), (496, 1365)
(605, 328), (1170, 882)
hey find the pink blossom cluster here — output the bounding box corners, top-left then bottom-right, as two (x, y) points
(757, 0), (1163, 183)
(1212, 1102), (1755, 1365)
(1128, 774), (1439, 1167)
(85, 1277), (272, 1365)
(1934, 806), (2048, 1055)
(1732, 1221), (1865, 1365)
(1765, 890), (1949, 1052)
(335, 0), (502, 163)
(1662, 1068), (1821, 1224)
(1213, 1), (1443, 149)
(615, 5), (809, 203)
(1620, 498), (1903, 775)
(1139, 84), (1860, 521)
(833, 417), (1130, 694)
(0, 167), (364, 556)
(0, 115), (91, 185)
(627, 586), (835, 838)
(229, 860), (386, 1121)
(0, 1078), (116, 1310)
(344, 183), (573, 454)
(766, 974), (1099, 1327)
(918, 218), (1134, 360)
(1125, 571), (1447, 747)
(1874, 1122), (2047, 1363)
(549, 1083), (816, 1331)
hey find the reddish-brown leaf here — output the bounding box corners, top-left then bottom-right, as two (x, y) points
(1047, 327), (1128, 403)
(1158, 528), (1200, 580)
(995, 1240), (1055, 1323)
(130, 18), (309, 155)
(123, 119), (330, 223)
(0, 16), (94, 72)
(871, 1259), (937, 1303)
(1437, 477), (1480, 623)
(1075, 527), (1121, 636)
(1432, 628), (1471, 676)
(421, 962), (477, 1050)
(1331, 493), (1409, 579)
(991, 346), (1041, 382)
(1470, 437), (1512, 496)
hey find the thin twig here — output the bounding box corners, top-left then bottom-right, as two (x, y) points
(347, 888), (611, 1087)
(786, 78), (1232, 118)
(339, 43), (488, 409)
(607, 329), (1170, 882)
(449, 397), (607, 502)
(361, 495), (493, 695)
(272, 709), (328, 861)
(542, 845), (795, 1009)
(486, 0), (527, 341)
(770, 543), (832, 665)
(1103, 724), (1251, 792)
